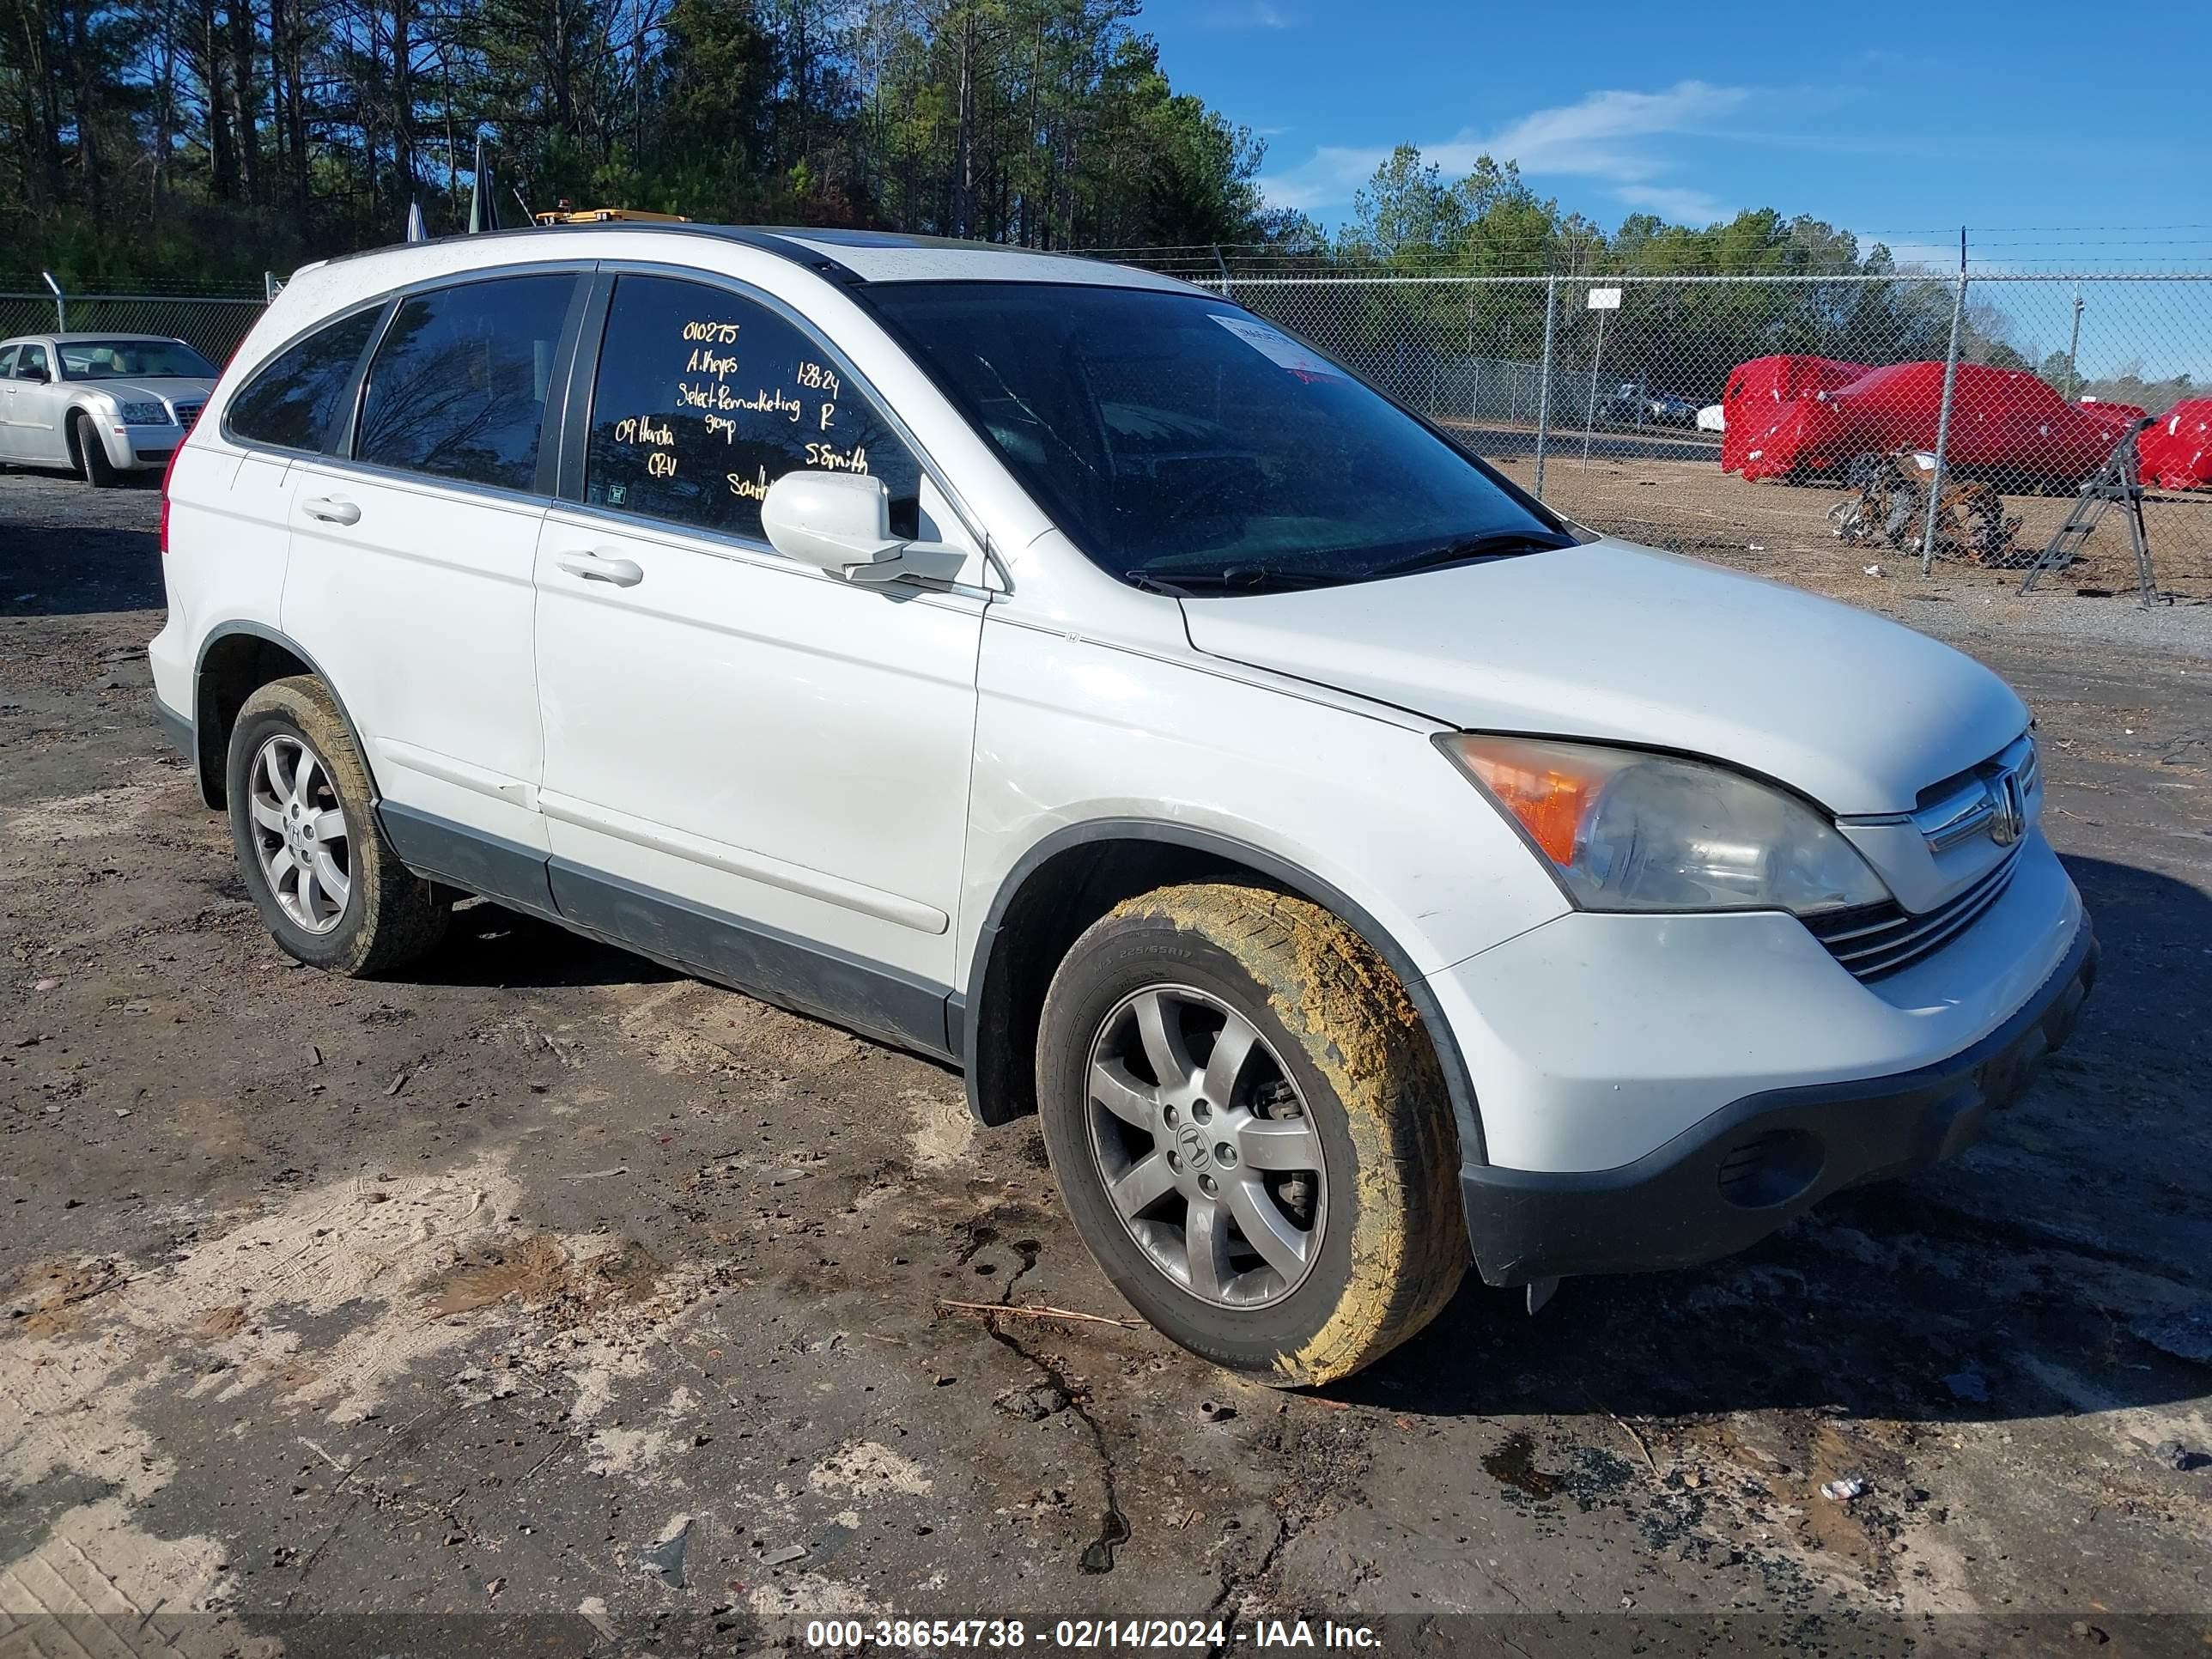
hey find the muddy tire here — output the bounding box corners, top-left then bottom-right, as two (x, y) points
(1036, 882), (1467, 1387)
(73, 413), (119, 487)
(226, 676), (448, 975)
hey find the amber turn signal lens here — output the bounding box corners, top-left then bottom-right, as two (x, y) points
(1443, 736), (1617, 866)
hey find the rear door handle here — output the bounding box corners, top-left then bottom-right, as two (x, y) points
(556, 550), (644, 587)
(302, 495), (362, 526)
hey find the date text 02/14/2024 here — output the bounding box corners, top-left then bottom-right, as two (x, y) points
(799, 1618), (1382, 1650)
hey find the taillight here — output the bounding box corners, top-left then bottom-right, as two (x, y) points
(159, 444), (183, 555)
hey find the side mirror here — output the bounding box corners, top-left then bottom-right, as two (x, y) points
(19, 364), (49, 383)
(760, 471), (964, 586)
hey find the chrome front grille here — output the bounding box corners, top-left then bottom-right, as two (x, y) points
(170, 400), (206, 428)
(1909, 733), (2039, 854)
(1806, 848), (2022, 981)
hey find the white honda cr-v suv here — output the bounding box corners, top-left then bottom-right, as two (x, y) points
(150, 226), (2095, 1385)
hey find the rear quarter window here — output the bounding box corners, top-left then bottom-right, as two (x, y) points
(228, 308), (380, 452)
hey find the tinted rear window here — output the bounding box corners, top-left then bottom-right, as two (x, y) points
(228, 309), (378, 452)
(357, 275), (577, 492)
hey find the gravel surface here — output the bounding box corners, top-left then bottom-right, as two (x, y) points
(3, 466), (2209, 1656)
(1474, 440), (2212, 610)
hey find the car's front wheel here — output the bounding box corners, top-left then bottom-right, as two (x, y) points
(71, 413), (119, 487)
(1036, 883), (1467, 1387)
(226, 676), (448, 975)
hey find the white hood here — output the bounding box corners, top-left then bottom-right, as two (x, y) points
(1179, 540), (2027, 815)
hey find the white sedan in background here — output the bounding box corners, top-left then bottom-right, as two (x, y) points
(0, 332), (219, 484)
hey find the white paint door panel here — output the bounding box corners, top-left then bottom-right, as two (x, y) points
(15, 348), (70, 463)
(282, 463), (550, 848)
(533, 508), (982, 985)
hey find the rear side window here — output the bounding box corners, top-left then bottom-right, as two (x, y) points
(357, 274), (576, 492)
(581, 274), (920, 543)
(228, 308), (378, 451)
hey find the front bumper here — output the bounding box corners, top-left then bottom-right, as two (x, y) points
(1459, 924), (2097, 1285)
(119, 426), (179, 468)
(92, 424), (179, 470)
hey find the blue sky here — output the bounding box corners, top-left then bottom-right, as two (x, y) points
(1143, 0), (2210, 272)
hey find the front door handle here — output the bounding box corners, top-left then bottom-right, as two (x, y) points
(302, 495), (362, 526)
(556, 550), (644, 587)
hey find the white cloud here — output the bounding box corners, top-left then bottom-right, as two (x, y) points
(1202, 0), (1298, 27)
(1474, 81), (1748, 179)
(1613, 185), (1730, 225)
(1258, 80), (1751, 223)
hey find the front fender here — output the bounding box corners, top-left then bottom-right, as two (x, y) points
(961, 817), (1497, 1168)
(64, 398), (136, 468)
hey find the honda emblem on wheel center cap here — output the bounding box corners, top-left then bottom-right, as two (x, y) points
(1176, 1124), (1210, 1170)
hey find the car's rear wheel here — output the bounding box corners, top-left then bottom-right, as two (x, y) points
(1036, 883), (1467, 1387)
(72, 413), (119, 487)
(226, 676), (447, 975)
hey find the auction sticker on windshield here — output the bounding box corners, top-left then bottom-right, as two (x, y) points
(1209, 314), (1343, 380)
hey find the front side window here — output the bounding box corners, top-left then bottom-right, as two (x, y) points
(227, 308), (380, 452)
(59, 339), (217, 380)
(16, 344), (51, 381)
(358, 274), (576, 492)
(583, 274), (919, 543)
(871, 283), (1569, 593)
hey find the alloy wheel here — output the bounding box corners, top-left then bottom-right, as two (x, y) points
(1084, 984), (1328, 1309)
(246, 733), (351, 934)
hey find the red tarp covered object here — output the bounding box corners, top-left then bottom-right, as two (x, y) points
(1718, 356), (1869, 475)
(2139, 399), (2212, 490)
(1723, 358), (2142, 486)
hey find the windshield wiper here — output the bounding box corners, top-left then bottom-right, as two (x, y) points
(1370, 532), (1571, 580)
(1129, 565), (1346, 597)
(1124, 570), (1194, 596)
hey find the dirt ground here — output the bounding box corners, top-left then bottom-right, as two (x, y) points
(3, 469), (2209, 1658)
(1474, 442), (2212, 605)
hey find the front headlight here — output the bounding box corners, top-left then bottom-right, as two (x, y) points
(115, 401), (171, 426)
(1440, 733), (1891, 916)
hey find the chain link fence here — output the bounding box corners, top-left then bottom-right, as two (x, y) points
(7, 267), (2207, 605)
(1204, 270), (2212, 605)
(0, 289), (267, 369)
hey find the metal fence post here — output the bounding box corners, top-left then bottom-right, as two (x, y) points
(1465, 284), (1477, 421)
(1534, 276), (1558, 501)
(1920, 266), (1969, 576)
(41, 270), (64, 331)
(1581, 295), (1609, 469)
(2064, 293), (2083, 400)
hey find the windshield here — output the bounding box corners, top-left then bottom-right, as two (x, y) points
(58, 339), (217, 380)
(868, 283), (1571, 592)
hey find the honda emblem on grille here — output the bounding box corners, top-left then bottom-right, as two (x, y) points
(1987, 768), (2025, 847)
